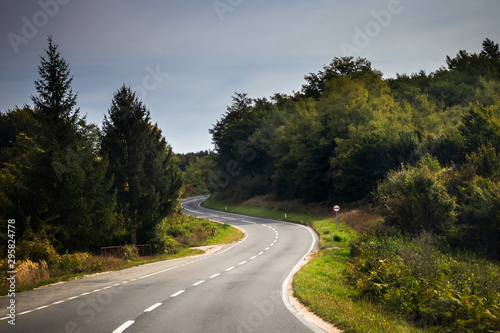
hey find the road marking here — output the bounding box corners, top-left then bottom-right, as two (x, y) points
(210, 273), (220, 278)
(239, 261), (247, 265)
(18, 310), (32, 315)
(80, 292), (90, 296)
(270, 243), (275, 247)
(35, 305), (49, 310)
(250, 256), (257, 260)
(67, 296), (79, 300)
(52, 300), (65, 305)
(265, 247), (270, 251)
(225, 266), (235, 271)
(92, 289), (101, 293)
(113, 320), (135, 333)
(241, 220), (256, 224)
(259, 252), (264, 255)
(193, 280), (205, 286)
(171, 290), (185, 297)
(144, 303), (162, 312)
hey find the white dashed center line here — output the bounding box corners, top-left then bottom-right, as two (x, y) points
(113, 320), (135, 333)
(144, 303), (162, 312)
(171, 290), (185, 297)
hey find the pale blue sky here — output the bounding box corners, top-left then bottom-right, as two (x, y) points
(1, 0), (499, 153)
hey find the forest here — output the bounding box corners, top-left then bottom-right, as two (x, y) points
(184, 38), (500, 260)
(0, 37), (183, 256)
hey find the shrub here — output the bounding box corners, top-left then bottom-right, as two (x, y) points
(377, 155), (457, 235)
(17, 232), (58, 264)
(346, 234), (500, 332)
(120, 245), (139, 260)
(458, 177), (500, 259)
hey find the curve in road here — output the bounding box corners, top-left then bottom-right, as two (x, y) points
(0, 196), (325, 333)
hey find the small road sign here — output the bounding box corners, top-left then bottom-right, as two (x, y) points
(333, 205), (340, 212)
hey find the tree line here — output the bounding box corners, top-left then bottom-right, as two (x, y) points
(0, 37), (182, 254)
(203, 38), (500, 259)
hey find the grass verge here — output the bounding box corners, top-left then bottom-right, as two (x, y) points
(203, 196), (429, 333)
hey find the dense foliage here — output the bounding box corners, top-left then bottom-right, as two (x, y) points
(0, 37), (182, 255)
(346, 234), (500, 332)
(205, 38), (500, 260)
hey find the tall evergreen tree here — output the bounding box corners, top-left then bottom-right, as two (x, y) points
(32, 36), (80, 152)
(101, 85), (182, 245)
(3, 36), (121, 251)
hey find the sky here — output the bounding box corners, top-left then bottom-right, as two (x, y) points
(1, 0), (499, 153)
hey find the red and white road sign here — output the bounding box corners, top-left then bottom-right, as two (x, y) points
(333, 205), (340, 212)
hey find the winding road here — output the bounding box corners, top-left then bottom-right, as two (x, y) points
(0, 196), (324, 332)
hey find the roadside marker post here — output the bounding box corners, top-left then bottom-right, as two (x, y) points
(333, 205), (340, 231)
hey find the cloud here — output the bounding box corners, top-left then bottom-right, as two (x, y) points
(1, 0), (499, 153)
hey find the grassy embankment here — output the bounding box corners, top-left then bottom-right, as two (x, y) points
(203, 196), (430, 333)
(0, 216), (243, 296)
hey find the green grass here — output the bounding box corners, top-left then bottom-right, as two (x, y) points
(204, 196), (430, 333)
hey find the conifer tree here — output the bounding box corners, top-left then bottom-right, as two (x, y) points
(102, 85), (181, 245)
(17, 36), (121, 251)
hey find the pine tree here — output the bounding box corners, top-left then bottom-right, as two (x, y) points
(10, 36), (122, 251)
(102, 85), (181, 245)
(31, 35), (80, 152)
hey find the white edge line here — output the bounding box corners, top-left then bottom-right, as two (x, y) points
(113, 320), (135, 333)
(193, 280), (205, 286)
(210, 273), (220, 278)
(281, 224), (326, 333)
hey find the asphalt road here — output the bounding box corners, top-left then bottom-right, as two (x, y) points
(0, 196), (324, 333)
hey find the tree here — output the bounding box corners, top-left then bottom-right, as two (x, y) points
(0, 38), (120, 252)
(31, 36), (80, 152)
(459, 104), (500, 153)
(101, 85), (182, 245)
(301, 57), (381, 100)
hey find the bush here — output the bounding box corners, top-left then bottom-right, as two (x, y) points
(120, 245), (139, 260)
(346, 234), (500, 332)
(458, 177), (500, 259)
(17, 232), (58, 265)
(377, 155), (457, 235)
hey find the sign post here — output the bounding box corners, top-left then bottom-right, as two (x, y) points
(333, 205), (340, 231)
